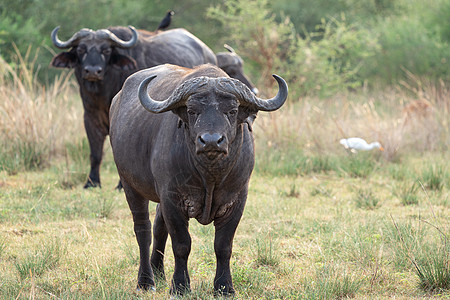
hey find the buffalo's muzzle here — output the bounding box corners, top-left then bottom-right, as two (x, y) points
(196, 133), (228, 159)
(83, 65), (104, 81)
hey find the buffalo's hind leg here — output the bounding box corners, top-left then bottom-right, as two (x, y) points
(123, 184), (155, 291)
(151, 204), (168, 281)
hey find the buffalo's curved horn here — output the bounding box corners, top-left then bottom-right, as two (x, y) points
(51, 26), (92, 49)
(99, 26), (138, 48)
(235, 75), (288, 111)
(224, 44), (235, 53)
(139, 76), (208, 113)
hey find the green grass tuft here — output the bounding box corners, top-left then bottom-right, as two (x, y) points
(420, 165), (447, 192)
(14, 239), (64, 281)
(388, 216), (450, 294)
(354, 188), (380, 209)
(339, 154), (378, 178)
(310, 184), (334, 198)
(0, 141), (46, 175)
(254, 236), (280, 267)
(302, 265), (362, 299)
(395, 181), (420, 206)
(0, 238), (6, 258)
(416, 243), (450, 293)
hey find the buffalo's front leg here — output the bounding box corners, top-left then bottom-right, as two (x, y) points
(124, 185), (155, 290)
(83, 113), (106, 188)
(161, 201), (191, 295)
(151, 204), (168, 281)
(213, 197), (246, 296)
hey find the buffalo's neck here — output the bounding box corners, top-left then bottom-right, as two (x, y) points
(186, 125), (248, 225)
(79, 84), (111, 126)
(76, 69), (128, 110)
(78, 79), (120, 135)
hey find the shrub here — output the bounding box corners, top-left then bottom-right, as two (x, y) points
(207, 0), (295, 92)
(364, 15), (450, 84)
(287, 16), (380, 98)
(209, 1), (380, 99)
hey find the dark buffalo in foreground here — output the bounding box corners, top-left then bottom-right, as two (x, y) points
(109, 64), (288, 295)
(51, 26), (217, 188)
(216, 44), (259, 95)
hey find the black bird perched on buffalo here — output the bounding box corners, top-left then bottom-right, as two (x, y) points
(157, 10), (174, 31)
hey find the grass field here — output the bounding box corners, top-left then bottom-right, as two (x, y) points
(0, 57), (449, 299)
(0, 143), (448, 299)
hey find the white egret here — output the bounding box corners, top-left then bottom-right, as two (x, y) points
(340, 137), (384, 153)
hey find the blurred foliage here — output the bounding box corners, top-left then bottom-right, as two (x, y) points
(271, 0), (400, 37)
(0, 0), (224, 82)
(0, 0), (449, 94)
(207, 0), (295, 92)
(208, 1), (379, 98)
(287, 17), (380, 97)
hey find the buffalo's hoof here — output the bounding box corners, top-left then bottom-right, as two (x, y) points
(170, 285), (191, 297)
(83, 180), (101, 189)
(136, 284), (156, 292)
(214, 286), (235, 297)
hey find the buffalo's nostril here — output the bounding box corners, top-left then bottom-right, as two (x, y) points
(217, 135), (225, 145)
(198, 136), (206, 146)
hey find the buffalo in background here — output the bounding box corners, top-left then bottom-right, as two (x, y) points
(50, 26), (217, 188)
(109, 64), (288, 295)
(216, 44), (259, 95)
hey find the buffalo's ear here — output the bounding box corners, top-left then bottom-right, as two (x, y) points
(238, 107), (257, 131)
(172, 107), (188, 124)
(51, 51), (78, 68)
(111, 53), (137, 70)
(237, 106), (256, 123)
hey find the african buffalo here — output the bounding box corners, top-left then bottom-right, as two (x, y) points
(51, 26), (217, 188)
(109, 64), (288, 295)
(216, 44), (259, 95)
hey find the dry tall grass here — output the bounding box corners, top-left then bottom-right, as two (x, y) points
(1, 47), (448, 174)
(0, 47), (83, 171)
(254, 76), (449, 161)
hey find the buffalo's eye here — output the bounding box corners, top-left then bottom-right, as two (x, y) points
(227, 109), (238, 116)
(102, 48), (112, 55)
(76, 47), (86, 55)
